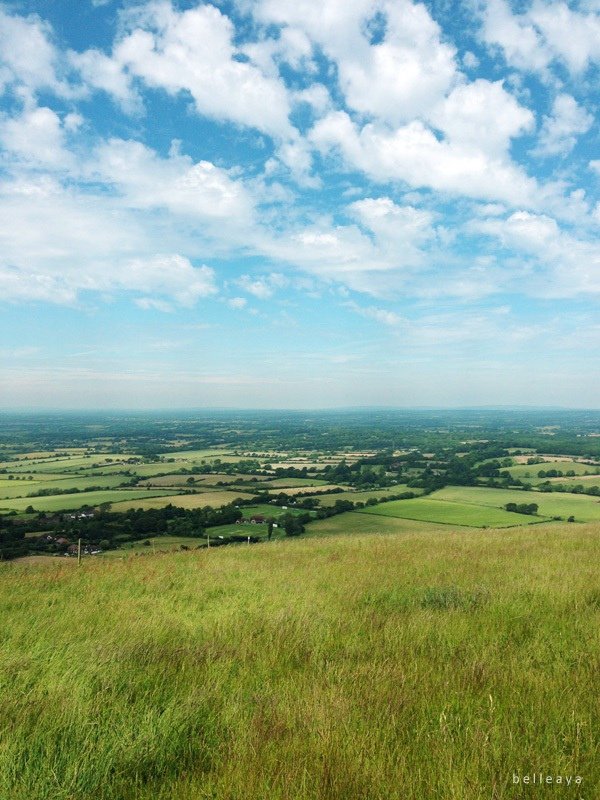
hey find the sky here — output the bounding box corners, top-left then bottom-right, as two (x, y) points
(0, 0), (598, 409)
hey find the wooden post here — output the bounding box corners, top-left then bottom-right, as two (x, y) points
(77, 538), (81, 566)
(207, 534), (210, 549)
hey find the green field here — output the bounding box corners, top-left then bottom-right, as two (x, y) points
(358, 497), (544, 527)
(434, 486), (600, 521)
(1, 524), (598, 799)
(305, 511), (474, 537)
(0, 474), (131, 499)
(239, 503), (311, 519)
(109, 491), (256, 512)
(101, 535), (205, 557)
(0, 489), (171, 513)
(5, 454), (141, 473)
(305, 486), (416, 507)
(264, 478), (329, 488)
(508, 459), (600, 483)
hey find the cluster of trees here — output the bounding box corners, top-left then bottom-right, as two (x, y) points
(505, 502), (538, 516)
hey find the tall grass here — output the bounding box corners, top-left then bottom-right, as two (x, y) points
(0, 524), (598, 799)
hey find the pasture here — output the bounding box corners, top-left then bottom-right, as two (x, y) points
(358, 497), (544, 527)
(0, 474), (130, 499)
(0, 524), (598, 799)
(508, 459), (600, 484)
(435, 486), (600, 522)
(0, 489), (171, 514)
(305, 486), (416, 507)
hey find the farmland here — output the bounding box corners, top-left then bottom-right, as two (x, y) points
(434, 486), (600, 522)
(109, 491), (256, 512)
(358, 496), (545, 527)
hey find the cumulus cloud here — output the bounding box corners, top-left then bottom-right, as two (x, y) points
(533, 94), (593, 157)
(114, 2), (295, 139)
(0, 104), (73, 168)
(0, 7), (65, 96)
(480, 0), (600, 75)
(473, 210), (600, 297)
(256, 0), (457, 124)
(93, 138), (255, 224)
(310, 111), (538, 206)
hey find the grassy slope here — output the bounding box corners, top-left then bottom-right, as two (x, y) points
(1, 524), (598, 800)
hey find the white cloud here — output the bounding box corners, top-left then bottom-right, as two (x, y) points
(236, 273), (287, 299)
(349, 197), (434, 265)
(0, 172), (221, 307)
(480, 0), (600, 75)
(69, 48), (141, 113)
(0, 104), (73, 168)
(310, 111), (538, 206)
(428, 79), (534, 156)
(473, 210), (600, 297)
(135, 297), (173, 312)
(533, 94), (593, 157)
(228, 296), (248, 309)
(114, 2), (295, 139)
(120, 255), (217, 306)
(346, 301), (403, 326)
(256, 0), (457, 124)
(93, 138), (255, 224)
(0, 7), (65, 95)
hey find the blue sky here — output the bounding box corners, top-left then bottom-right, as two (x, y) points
(0, 0), (598, 408)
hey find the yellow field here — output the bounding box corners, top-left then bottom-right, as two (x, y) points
(109, 490), (255, 512)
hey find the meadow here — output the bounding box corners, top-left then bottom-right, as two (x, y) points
(304, 486), (415, 507)
(1, 524), (598, 800)
(358, 497), (545, 528)
(0, 489), (172, 514)
(507, 460), (600, 484)
(435, 486), (600, 522)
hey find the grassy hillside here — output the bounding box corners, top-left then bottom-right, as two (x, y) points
(1, 524), (598, 799)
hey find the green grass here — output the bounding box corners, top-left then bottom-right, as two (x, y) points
(0, 474), (130, 499)
(434, 486), (600, 522)
(0, 489), (172, 513)
(1, 524), (598, 799)
(239, 503), (310, 519)
(358, 497), (545, 527)
(264, 478), (329, 488)
(101, 536), (206, 557)
(508, 460), (600, 484)
(305, 510), (474, 537)
(6, 454), (141, 473)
